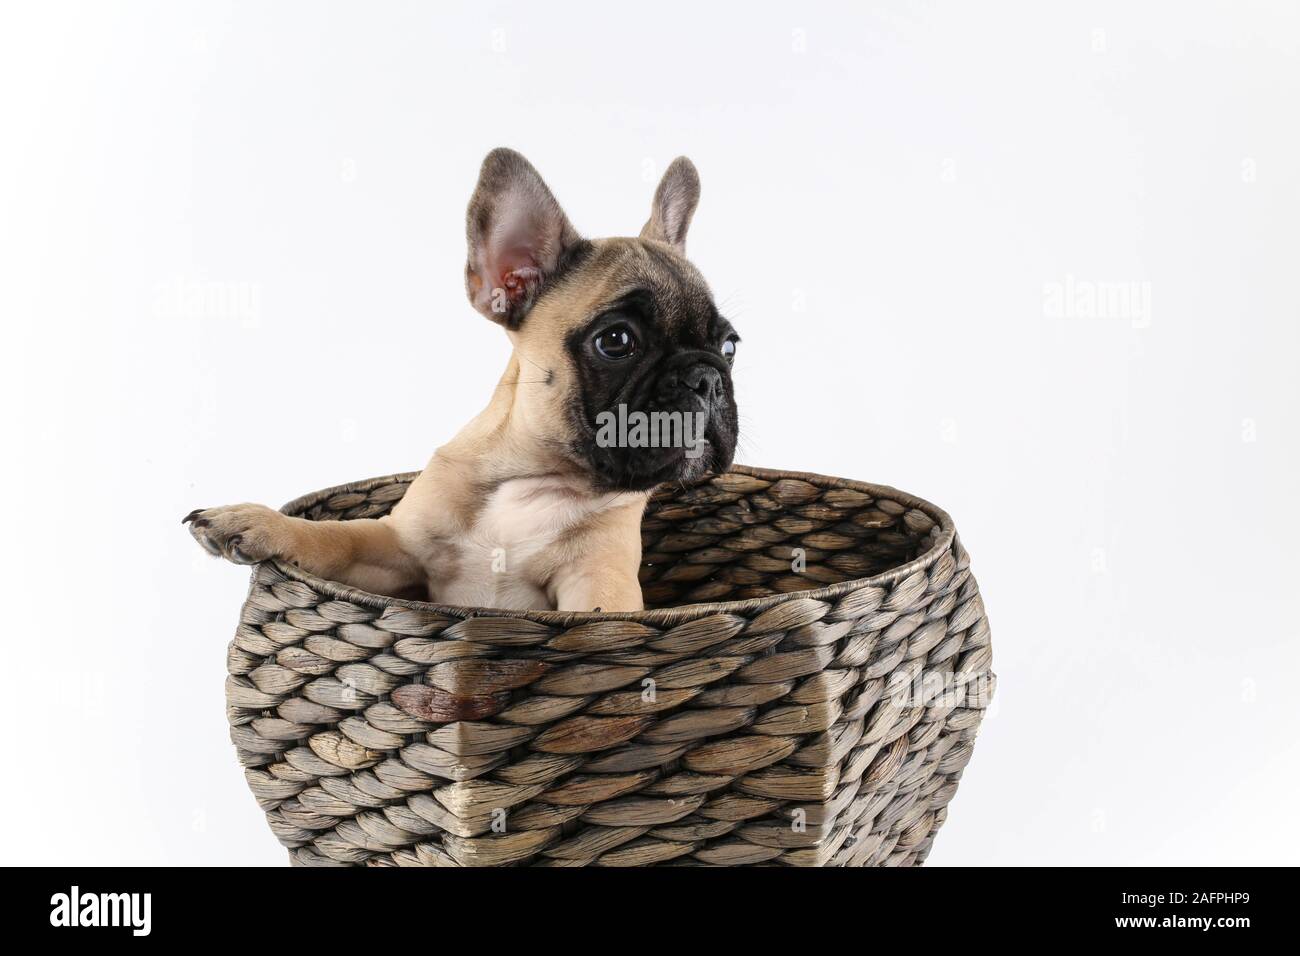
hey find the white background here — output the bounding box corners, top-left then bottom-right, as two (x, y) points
(2, 1), (1296, 866)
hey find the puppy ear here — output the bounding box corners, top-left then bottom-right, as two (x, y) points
(639, 156), (700, 253)
(465, 148), (581, 326)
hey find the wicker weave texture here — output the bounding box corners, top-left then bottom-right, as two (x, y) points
(226, 466), (994, 866)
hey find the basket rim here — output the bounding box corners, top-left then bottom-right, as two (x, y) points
(269, 464), (957, 627)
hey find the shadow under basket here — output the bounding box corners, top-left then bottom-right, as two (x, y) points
(227, 465), (995, 866)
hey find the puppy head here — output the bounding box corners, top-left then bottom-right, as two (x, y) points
(464, 148), (739, 491)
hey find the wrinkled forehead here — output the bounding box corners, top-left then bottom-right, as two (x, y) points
(559, 237), (719, 335)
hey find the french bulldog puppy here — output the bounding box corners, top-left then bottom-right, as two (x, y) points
(184, 148), (739, 611)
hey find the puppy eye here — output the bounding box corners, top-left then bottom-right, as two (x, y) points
(594, 325), (637, 360)
(721, 338), (737, 363)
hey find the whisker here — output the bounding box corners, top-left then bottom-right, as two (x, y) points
(513, 349), (553, 378)
(494, 378), (556, 390)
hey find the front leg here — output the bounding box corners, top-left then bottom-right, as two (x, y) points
(184, 503), (422, 597)
(550, 554), (645, 612)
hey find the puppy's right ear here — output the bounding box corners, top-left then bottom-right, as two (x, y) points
(465, 148), (582, 327)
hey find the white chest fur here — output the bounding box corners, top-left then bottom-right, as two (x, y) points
(433, 475), (621, 608)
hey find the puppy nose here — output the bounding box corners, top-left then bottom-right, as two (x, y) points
(682, 363), (724, 402)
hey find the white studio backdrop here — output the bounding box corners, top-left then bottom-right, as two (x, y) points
(1, 1), (1296, 866)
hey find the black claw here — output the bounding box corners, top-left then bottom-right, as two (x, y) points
(182, 509), (205, 525)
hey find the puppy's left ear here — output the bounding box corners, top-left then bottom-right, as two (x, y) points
(465, 148), (582, 327)
(640, 156), (700, 254)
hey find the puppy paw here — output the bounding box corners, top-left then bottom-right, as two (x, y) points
(183, 503), (287, 565)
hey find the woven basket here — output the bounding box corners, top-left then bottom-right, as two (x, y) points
(226, 465), (994, 866)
